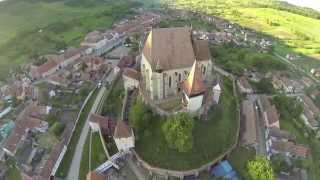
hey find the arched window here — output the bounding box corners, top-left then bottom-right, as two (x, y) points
(169, 76), (172, 87)
(178, 73), (181, 82)
(203, 66), (206, 75)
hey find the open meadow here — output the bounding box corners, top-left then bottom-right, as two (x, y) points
(173, 0), (320, 71)
(0, 0), (140, 79)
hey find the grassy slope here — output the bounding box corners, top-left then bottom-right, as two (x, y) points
(0, 0), (137, 79)
(135, 79), (238, 170)
(173, 0), (320, 71)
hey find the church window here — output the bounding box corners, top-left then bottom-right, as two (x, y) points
(203, 66), (206, 75)
(169, 76), (172, 87)
(178, 73), (181, 82)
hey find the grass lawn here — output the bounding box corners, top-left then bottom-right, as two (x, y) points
(211, 44), (288, 75)
(6, 159), (21, 180)
(0, 0), (139, 79)
(102, 78), (125, 117)
(135, 79), (238, 170)
(79, 131), (107, 180)
(56, 88), (98, 178)
(228, 147), (256, 180)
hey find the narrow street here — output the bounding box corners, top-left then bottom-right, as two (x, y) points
(66, 86), (107, 180)
(247, 94), (267, 156)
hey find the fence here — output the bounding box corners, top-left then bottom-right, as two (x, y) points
(132, 64), (241, 179)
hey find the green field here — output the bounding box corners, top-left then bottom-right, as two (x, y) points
(0, 0), (139, 79)
(172, 0), (320, 71)
(135, 79), (239, 170)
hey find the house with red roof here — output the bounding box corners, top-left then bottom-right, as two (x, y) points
(122, 68), (140, 90)
(182, 60), (206, 112)
(113, 120), (134, 152)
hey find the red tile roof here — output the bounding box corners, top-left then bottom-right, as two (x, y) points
(4, 102), (47, 154)
(114, 121), (132, 139)
(36, 59), (58, 75)
(142, 27), (196, 71)
(86, 171), (105, 180)
(123, 68), (140, 80)
(183, 60), (206, 97)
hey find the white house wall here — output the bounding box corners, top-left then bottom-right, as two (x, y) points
(114, 136), (135, 152)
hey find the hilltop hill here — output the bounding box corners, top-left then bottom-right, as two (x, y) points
(170, 0), (320, 70)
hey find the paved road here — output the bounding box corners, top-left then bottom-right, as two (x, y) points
(66, 86), (106, 180)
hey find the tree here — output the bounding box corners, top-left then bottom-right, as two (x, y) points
(129, 100), (152, 132)
(50, 122), (65, 137)
(247, 156), (275, 180)
(162, 112), (194, 152)
(272, 95), (303, 120)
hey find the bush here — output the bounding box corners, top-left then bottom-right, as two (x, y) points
(129, 100), (152, 132)
(247, 156), (275, 180)
(50, 122), (65, 137)
(162, 112), (194, 152)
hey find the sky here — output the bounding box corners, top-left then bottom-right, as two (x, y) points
(283, 0), (320, 11)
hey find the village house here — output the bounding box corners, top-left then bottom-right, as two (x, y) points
(82, 56), (108, 81)
(113, 120), (134, 152)
(117, 56), (135, 70)
(81, 30), (125, 56)
(277, 168), (308, 180)
(259, 95), (280, 129)
(113, 11), (161, 35)
(141, 27), (212, 101)
(30, 55), (61, 79)
(46, 75), (70, 87)
(89, 113), (116, 138)
(267, 128), (296, 142)
(237, 76), (253, 94)
(240, 100), (258, 149)
(300, 95), (320, 130)
(207, 32), (233, 44)
(2, 102), (49, 156)
(270, 72), (304, 93)
(122, 68), (140, 90)
(270, 140), (309, 158)
(310, 68), (320, 78)
(86, 171), (106, 180)
(84, 56), (105, 72)
(2, 81), (32, 101)
(30, 48), (82, 79)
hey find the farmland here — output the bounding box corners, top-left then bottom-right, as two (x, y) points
(172, 0), (320, 71)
